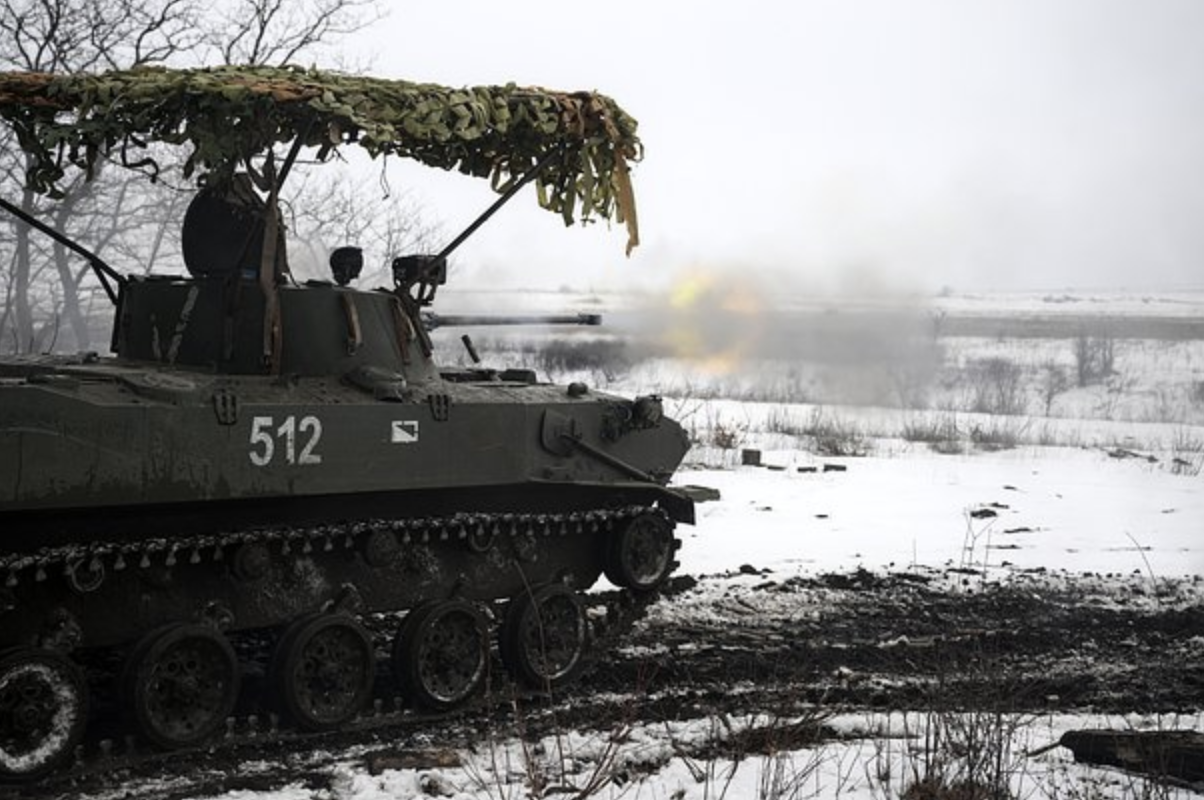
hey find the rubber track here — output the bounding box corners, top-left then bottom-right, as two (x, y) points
(2, 506), (657, 586)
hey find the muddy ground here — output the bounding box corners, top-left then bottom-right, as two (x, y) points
(599, 567), (1204, 714)
(24, 567), (1204, 799)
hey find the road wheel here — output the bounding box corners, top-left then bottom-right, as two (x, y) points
(123, 624), (238, 750)
(0, 648), (88, 781)
(604, 511), (676, 592)
(272, 614), (375, 731)
(392, 600), (488, 711)
(499, 584), (588, 691)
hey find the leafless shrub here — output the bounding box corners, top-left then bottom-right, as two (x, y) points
(872, 632), (1038, 800)
(1097, 374), (1138, 421)
(1170, 427), (1203, 477)
(765, 407), (807, 437)
(868, 705), (1036, 800)
(1074, 330), (1117, 387)
(900, 706), (1032, 800)
(902, 414), (964, 454)
(710, 421), (745, 450)
(1145, 389), (1185, 425)
(802, 408), (870, 457)
(887, 337), (944, 410)
(1039, 360), (1071, 416)
(969, 419), (1025, 452)
(463, 705), (636, 800)
(1191, 381), (1204, 407)
(672, 711), (833, 800)
(1034, 422), (1084, 449)
(965, 358), (1026, 416)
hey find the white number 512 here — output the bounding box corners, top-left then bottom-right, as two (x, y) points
(249, 415), (323, 466)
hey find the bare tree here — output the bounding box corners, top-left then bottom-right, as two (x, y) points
(1, 0), (398, 354)
(966, 357), (1026, 416)
(1, 0), (205, 351)
(1039, 360), (1070, 416)
(0, 0), (200, 74)
(1073, 327), (1118, 388)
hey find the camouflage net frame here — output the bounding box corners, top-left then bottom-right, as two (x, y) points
(0, 65), (642, 252)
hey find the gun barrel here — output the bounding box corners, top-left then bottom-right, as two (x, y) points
(425, 313), (601, 330)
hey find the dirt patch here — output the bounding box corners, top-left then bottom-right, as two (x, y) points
(587, 567), (1204, 716)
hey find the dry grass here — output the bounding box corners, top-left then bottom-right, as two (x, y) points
(902, 414), (965, 454)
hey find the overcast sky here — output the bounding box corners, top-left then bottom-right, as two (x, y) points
(354, 0), (1204, 295)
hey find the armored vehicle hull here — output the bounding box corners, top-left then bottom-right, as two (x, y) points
(0, 276), (694, 780)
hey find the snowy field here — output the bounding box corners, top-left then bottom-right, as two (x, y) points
(62, 289), (1204, 800)
(680, 445), (1204, 580)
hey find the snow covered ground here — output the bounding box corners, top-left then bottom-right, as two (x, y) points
(679, 446), (1204, 580)
(302, 709), (1204, 800)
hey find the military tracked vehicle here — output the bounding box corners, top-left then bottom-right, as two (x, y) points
(0, 66), (695, 781)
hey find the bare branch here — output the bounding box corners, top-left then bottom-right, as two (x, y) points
(127, 0), (203, 66)
(210, 0), (382, 66)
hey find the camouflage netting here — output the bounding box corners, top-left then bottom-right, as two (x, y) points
(0, 65), (642, 252)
